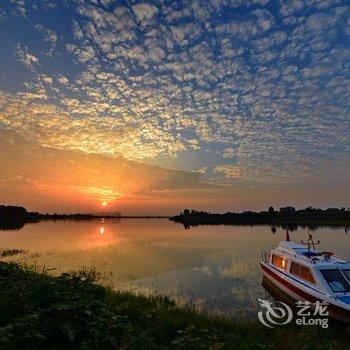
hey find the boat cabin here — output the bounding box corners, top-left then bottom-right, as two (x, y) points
(268, 241), (350, 296)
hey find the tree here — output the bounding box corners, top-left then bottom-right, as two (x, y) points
(268, 206), (275, 213)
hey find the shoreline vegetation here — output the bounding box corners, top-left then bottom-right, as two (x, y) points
(0, 205), (168, 230)
(1, 204), (350, 231)
(170, 207), (350, 228)
(0, 261), (349, 349)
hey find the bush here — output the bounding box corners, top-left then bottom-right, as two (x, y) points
(0, 262), (349, 349)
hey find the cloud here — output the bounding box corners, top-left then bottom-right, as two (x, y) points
(35, 24), (57, 56)
(58, 76), (69, 85)
(195, 167), (208, 174)
(10, 0), (26, 17)
(132, 3), (158, 24)
(41, 75), (53, 84)
(75, 45), (95, 63)
(1, 0), (350, 193)
(14, 43), (39, 70)
(223, 148), (235, 159)
(214, 165), (240, 179)
(0, 129), (224, 208)
(0, 91), (191, 160)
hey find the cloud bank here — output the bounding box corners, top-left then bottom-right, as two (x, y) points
(0, 0), (349, 211)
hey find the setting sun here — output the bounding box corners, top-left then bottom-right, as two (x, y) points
(101, 201), (107, 207)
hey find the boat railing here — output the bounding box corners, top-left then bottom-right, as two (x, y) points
(261, 250), (267, 263)
(301, 254), (350, 264)
(333, 255), (350, 263)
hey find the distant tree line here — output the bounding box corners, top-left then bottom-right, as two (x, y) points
(172, 206), (350, 227)
(179, 206), (350, 217)
(0, 205), (121, 230)
(0, 205), (28, 217)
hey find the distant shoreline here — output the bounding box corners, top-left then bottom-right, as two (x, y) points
(2, 205), (350, 230)
(170, 216), (350, 227)
(169, 208), (350, 228)
(0, 205), (170, 230)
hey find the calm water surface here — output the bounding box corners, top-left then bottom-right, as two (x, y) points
(1, 219), (349, 319)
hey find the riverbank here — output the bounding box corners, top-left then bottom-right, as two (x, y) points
(0, 205), (170, 230)
(170, 209), (350, 228)
(0, 262), (348, 349)
(0, 205), (123, 230)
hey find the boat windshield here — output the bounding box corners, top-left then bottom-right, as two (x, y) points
(341, 270), (350, 282)
(320, 269), (350, 293)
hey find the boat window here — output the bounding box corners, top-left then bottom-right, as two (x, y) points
(290, 262), (315, 284)
(320, 269), (350, 293)
(290, 262), (299, 276)
(272, 254), (287, 271)
(300, 266), (315, 284)
(341, 270), (350, 282)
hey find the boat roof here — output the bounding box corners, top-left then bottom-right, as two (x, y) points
(277, 240), (311, 255)
(278, 240), (305, 251)
(274, 240), (350, 267)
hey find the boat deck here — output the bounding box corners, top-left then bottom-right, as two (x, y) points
(274, 241), (349, 267)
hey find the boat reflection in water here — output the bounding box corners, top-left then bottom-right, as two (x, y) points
(262, 275), (297, 308)
(261, 276), (337, 328)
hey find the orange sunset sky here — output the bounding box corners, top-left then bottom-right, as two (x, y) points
(0, 1), (349, 215)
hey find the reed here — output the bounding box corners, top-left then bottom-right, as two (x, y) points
(0, 262), (348, 349)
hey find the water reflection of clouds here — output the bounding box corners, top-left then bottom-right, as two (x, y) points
(1, 220), (349, 317)
(219, 258), (259, 279)
(129, 255), (264, 318)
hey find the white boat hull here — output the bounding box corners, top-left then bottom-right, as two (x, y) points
(261, 262), (350, 323)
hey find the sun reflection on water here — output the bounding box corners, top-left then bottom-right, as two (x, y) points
(0, 220), (349, 318)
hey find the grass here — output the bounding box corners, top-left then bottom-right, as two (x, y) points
(0, 249), (26, 258)
(0, 262), (349, 349)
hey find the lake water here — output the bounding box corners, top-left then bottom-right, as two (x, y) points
(0, 219), (349, 319)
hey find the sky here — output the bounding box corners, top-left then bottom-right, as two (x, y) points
(0, 0), (349, 215)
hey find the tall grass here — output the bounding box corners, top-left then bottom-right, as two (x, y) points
(0, 262), (349, 349)
(0, 249), (26, 257)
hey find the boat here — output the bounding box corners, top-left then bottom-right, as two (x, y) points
(260, 232), (350, 323)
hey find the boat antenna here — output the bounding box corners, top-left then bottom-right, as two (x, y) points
(301, 233), (320, 251)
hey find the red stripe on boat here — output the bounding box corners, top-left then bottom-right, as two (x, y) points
(261, 263), (350, 320)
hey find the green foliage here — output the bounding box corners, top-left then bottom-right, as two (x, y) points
(0, 262), (349, 349)
(0, 249), (26, 257)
